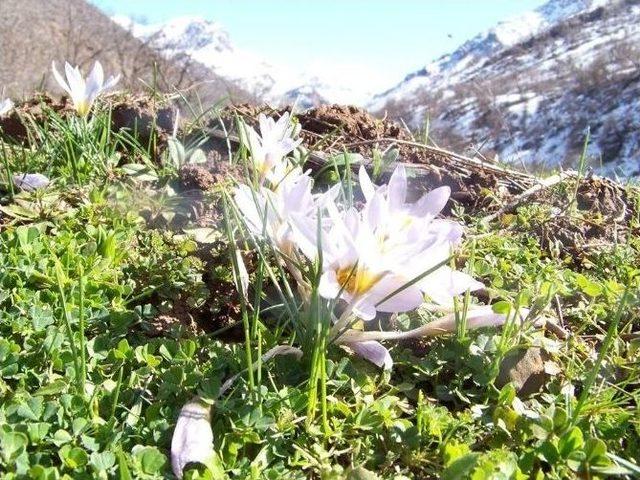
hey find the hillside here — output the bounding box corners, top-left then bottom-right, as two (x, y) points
(370, 0), (640, 177)
(0, 0), (248, 101)
(114, 15), (370, 108)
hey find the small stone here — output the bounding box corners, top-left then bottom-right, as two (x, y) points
(496, 347), (551, 397)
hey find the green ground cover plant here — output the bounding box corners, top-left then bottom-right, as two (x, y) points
(1, 65), (639, 479)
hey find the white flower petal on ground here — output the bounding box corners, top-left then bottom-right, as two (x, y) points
(333, 305), (552, 370)
(12, 173), (50, 191)
(171, 400), (214, 479)
(344, 340), (393, 370)
(51, 61), (120, 116)
(0, 97), (14, 117)
(335, 306), (542, 345)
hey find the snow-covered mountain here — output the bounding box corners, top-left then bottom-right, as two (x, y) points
(113, 15), (371, 108)
(369, 0), (640, 176)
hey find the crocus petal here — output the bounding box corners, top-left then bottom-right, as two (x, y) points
(319, 270), (341, 299)
(0, 98), (13, 116)
(365, 191), (386, 229)
(102, 73), (121, 91)
(374, 280), (425, 313)
(358, 166), (376, 201)
(234, 250), (250, 301)
(387, 165), (407, 210)
(171, 400), (214, 479)
(419, 267), (483, 306)
(412, 186), (451, 216)
(334, 306), (542, 344)
(64, 62), (85, 98)
(346, 340), (393, 370)
(51, 62), (72, 96)
(352, 298), (377, 321)
(85, 61), (104, 102)
(12, 173), (50, 191)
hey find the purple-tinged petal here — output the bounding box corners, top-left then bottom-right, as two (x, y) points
(358, 166), (376, 201)
(412, 186), (451, 217)
(387, 165), (407, 210)
(346, 341), (393, 370)
(51, 62), (72, 96)
(171, 400), (214, 479)
(13, 173), (50, 191)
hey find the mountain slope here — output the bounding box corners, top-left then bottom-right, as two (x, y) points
(0, 0), (247, 102)
(370, 0), (640, 177)
(115, 16), (371, 108)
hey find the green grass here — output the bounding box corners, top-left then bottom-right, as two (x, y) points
(0, 97), (639, 479)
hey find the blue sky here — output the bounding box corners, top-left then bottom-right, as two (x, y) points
(92, 0), (547, 91)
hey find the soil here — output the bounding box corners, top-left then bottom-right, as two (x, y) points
(110, 94), (176, 148)
(526, 175), (638, 261)
(179, 164), (216, 191)
(0, 93), (74, 142)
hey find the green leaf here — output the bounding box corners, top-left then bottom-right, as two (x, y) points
(558, 427), (584, 458)
(34, 379), (68, 396)
(90, 451), (116, 472)
(575, 274), (603, 297)
(59, 445), (89, 469)
(538, 440), (560, 465)
(0, 431), (28, 462)
(17, 396), (44, 420)
(51, 429), (73, 447)
(116, 448), (133, 480)
(120, 163), (158, 182)
(442, 453), (480, 480)
(443, 442), (472, 466)
(26, 423), (51, 444)
(134, 446), (167, 475)
(346, 465), (381, 480)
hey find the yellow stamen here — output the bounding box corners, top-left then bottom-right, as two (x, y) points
(336, 265), (385, 296)
(76, 100), (91, 117)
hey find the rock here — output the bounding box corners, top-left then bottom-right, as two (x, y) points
(496, 347), (551, 397)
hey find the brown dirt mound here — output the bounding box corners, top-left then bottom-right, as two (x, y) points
(179, 164), (216, 191)
(110, 95), (176, 144)
(527, 175), (638, 261)
(297, 104), (409, 151)
(0, 93), (73, 142)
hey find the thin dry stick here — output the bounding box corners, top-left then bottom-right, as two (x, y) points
(339, 137), (535, 181)
(205, 128), (532, 189)
(482, 171), (575, 223)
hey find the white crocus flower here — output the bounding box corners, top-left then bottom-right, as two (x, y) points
(235, 168), (314, 254)
(235, 167), (338, 257)
(359, 166), (483, 305)
(51, 61), (120, 116)
(292, 198), (426, 321)
(291, 166), (482, 321)
(242, 112), (302, 184)
(0, 97), (14, 117)
(171, 399), (215, 479)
